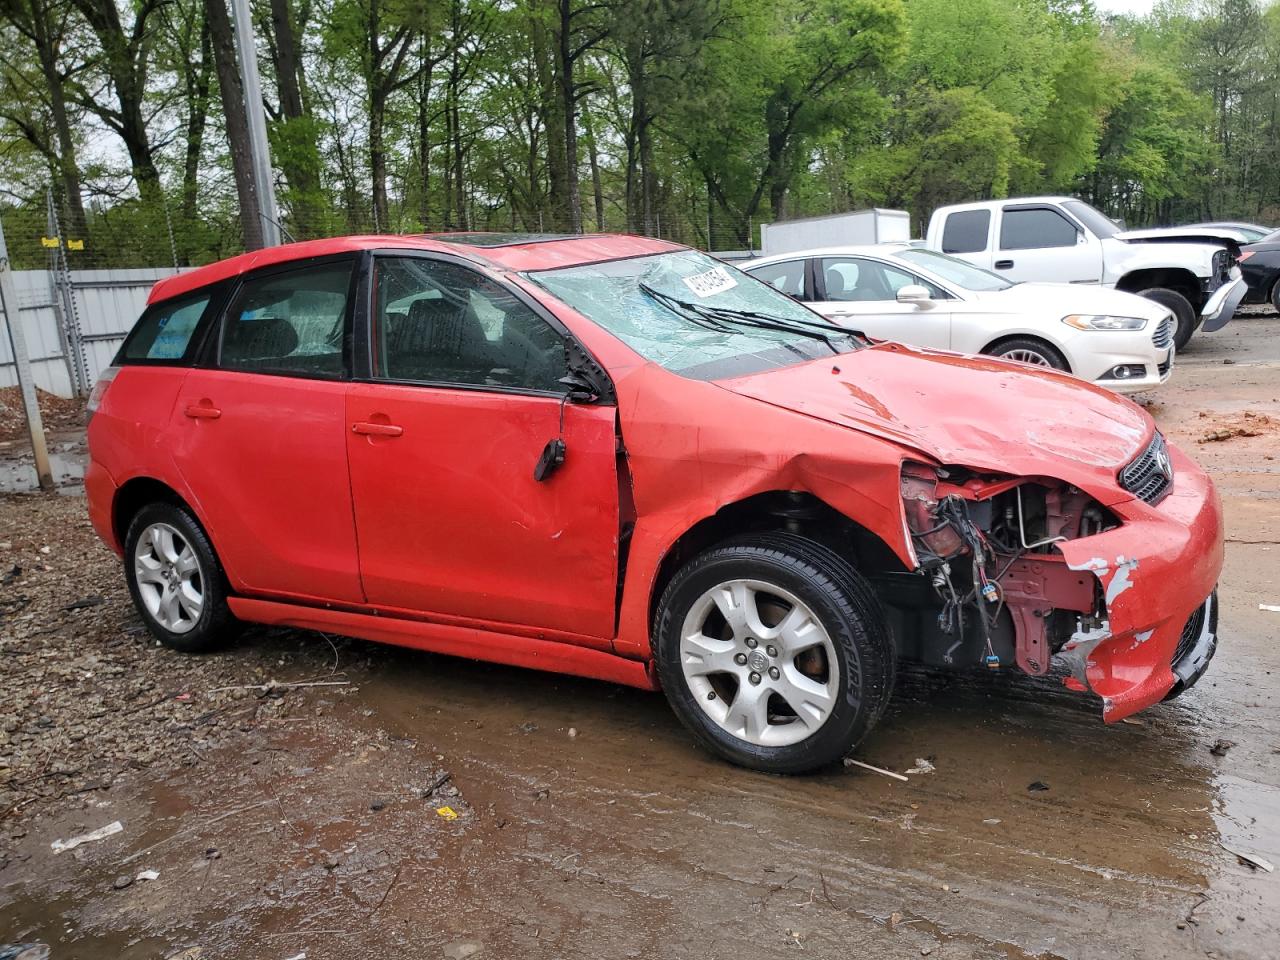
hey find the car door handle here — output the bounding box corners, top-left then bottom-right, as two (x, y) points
(351, 421), (403, 438)
(183, 402), (221, 420)
(994, 259), (1014, 270)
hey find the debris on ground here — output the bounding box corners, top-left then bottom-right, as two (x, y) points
(906, 758), (936, 775)
(1210, 738), (1236, 757)
(1221, 843), (1275, 873)
(1197, 411), (1276, 443)
(844, 758), (909, 782)
(136, 868), (160, 881)
(50, 820), (123, 853)
(0, 387), (85, 443)
(0, 945), (50, 960)
(1027, 781), (1050, 793)
(1261, 604), (1280, 613)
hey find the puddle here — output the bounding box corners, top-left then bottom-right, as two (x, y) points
(0, 440), (86, 494)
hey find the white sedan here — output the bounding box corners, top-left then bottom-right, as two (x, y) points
(742, 244), (1174, 393)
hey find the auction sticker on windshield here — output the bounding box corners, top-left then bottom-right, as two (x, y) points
(682, 265), (738, 298)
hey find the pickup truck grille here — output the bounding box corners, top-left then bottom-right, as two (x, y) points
(1120, 432), (1173, 504)
(1152, 315), (1173, 350)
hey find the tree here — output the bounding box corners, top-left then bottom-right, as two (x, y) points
(67, 0), (167, 203)
(0, 0), (87, 236)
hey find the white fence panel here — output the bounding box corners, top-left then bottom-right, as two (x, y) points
(0, 266), (182, 397)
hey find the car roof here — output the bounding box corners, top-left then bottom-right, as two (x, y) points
(147, 233), (685, 304)
(743, 244), (911, 268)
(931, 196), (1075, 215)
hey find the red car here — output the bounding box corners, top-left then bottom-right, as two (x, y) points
(86, 234), (1222, 773)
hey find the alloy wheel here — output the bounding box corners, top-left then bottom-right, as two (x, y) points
(679, 578), (839, 747)
(133, 521), (205, 634)
(1001, 348), (1053, 367)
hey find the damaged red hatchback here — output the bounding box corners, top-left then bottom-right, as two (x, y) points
(86, 234), (1222, 773)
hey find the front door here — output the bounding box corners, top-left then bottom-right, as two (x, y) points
(994, 205), (1104, 284)
(172, 257), (364, 603)
(810, 257), (953, 349)
(345, 254), (620, 640)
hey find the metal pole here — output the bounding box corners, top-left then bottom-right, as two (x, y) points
(230, 0), (281, 247)
(0, 215), (54, 491)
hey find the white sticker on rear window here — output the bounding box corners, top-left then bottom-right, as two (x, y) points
(681, 265), (738, 298)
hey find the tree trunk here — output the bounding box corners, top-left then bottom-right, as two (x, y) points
(416, 37), (433, 229)
(533, 0), (566, 229)
(268, 0), (321, 236)
(181, 18), (213, 241)
(556, 0), (582, 232)
(582, 107), (604, 231)
(205, 0), (265, 250)
(71, 0), (163, 204)
(27, 0), (87, 239)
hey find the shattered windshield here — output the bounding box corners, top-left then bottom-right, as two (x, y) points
(528, 251), (860, 379)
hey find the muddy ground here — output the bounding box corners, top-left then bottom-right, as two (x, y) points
(1, 312), (1278, 960)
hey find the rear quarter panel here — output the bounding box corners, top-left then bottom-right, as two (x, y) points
(86, 366), (197, 551)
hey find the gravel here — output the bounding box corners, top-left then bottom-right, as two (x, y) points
(0, 493), (363, 833)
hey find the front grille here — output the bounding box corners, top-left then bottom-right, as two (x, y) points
(1120, 432), (1173, 504)
(1173, 600), (1207, 664)
(1152, 315), (1173, 350)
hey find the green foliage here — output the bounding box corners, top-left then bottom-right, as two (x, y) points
(0, 0), (1277, 263)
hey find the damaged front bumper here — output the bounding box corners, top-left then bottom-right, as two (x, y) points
(1055, 443), (1223, 721)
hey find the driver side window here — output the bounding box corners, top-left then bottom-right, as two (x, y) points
(373, 257), (567, 392)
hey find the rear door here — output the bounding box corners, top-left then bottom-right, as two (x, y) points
(810, 257), (953, 348)
(172, 256), (364, 603)
(345, 253), (620, 640)
(994, 204), (1104, 284)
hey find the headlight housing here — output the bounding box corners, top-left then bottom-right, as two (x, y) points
(1062, 314), (1148, 331)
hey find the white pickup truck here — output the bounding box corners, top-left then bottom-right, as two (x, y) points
(924, 197), (1247, 350)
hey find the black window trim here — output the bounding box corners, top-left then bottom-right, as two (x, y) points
(357, 247), (616, 404)
(199, 253), (360, 381)
(998, 203), (1082, 251)
(114, 282), (233, 368)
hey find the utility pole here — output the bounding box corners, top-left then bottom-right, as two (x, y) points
(230, 0), (281, 247)
(0, 215), (54, 491)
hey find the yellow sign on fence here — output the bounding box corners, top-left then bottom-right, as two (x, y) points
(40, 236), (59, 248)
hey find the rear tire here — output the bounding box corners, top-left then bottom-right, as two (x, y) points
(123, 502), (236, 653)
(652, 533), (895, 774)
(1270, 277), (1280, 316)
(984, 336), (1069, 371)
(1138, 287), (1197, 351)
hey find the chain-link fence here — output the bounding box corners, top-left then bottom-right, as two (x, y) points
(0, 182), (771, 400)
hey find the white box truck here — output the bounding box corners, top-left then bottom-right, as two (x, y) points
(759, 209), (911, 256)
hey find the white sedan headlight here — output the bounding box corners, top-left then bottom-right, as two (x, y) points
(1061, 314), (1148, 331)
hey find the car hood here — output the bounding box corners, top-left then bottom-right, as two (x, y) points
(717, 341), (1152, 498)
(1114, 226), (1244, 245)
(966, 282), (1170, 320)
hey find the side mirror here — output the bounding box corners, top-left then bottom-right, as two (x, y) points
(896, 284), (932, 304)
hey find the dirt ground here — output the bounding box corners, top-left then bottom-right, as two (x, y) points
(1, 312), (1278, 960)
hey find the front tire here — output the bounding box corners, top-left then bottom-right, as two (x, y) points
(124, 502), (235, 653)
(652, 533), (895, 774)
(1138, 287), (1197, 351)
(985, 336), (1069, 371)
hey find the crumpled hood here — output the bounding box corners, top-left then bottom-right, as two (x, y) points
(718, 341), (1153, 500)
(1114, 225), (1244, 245)
(969, 282), (1171, 321)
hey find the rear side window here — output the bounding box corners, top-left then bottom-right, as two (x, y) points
(748, 260), (806, 298)
(120, 294), (212, 362)
(1000, 208), (1079, 250)
(941, 210), (990, 254)
(219, 261), (353, 378)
